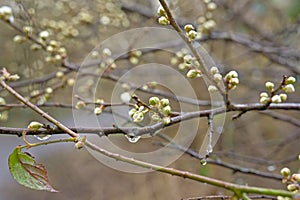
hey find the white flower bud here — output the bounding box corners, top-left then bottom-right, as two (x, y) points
(157, 5), (165, 16)
(13, 35), (26, 43)
(229, 77), (239, 85)
(210, 67), (219, 75)
(67, 78), (75, 87)
(45, 87), (53, 94)
(286, 76), (296, 84)
(280, 167), (291, 177)
(271, 95), (282, 103)
(187, 30), (198, 40)
(160, 98), (170, 107)
(158, 16), (170, 25)
(28, 121), (43, 131)
(260, 96), (270, 104)
(128, 108), (137, 117)
(183, 54), (193, 64)
(151, 113), (161, 122)
(187, 69), (202, 78)
(162, 117), (171, 125)
(39, 31), (49, 40)
(149, 96), (160, 106)
(132, 111), (144, 123)
(0, 6), (13, 21)
(184, 24), (195, 33)
(260, 92), (269, 98)
(56, 71), (64, 78)
(207, 2), (217, 10)
(208, 85), (218, 93)
(225, 70), (238, 80)
(279, 93), (287, 102)
(213, 73), (222, 82)
(162, 105), (171, 116)
(283, 84), (295, 93)
(120, 92), (131, 103)
(102, 48), (112, 57)
(94, 107), (102, 115)
(265, 81), (274, 91)
(75, 101), (86, 109)
(0, 97), (6, 105)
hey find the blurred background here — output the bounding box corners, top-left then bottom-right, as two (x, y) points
(0, 0), (299, 199)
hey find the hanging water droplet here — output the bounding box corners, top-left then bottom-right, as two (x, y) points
(267, 165), (276, 172)
(206, 144), (213, 154)
(34, 134), (51, 141)
(125, 135), (141, 143)
(200, 158), (207, 166)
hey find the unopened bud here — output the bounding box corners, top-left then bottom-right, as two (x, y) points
(28, 121), (43, 131)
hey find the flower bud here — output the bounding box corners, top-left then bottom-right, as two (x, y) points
(207, 2), (217, 10)
(74, 136), (86, 149)
(151, 113), (161, 122)
(158, 16), (170, 25)
(260, 92), (269, 98)
(187, 30), (198, 40)
(292, 173), (300, 183)
(213, 73), (222, 82)
(39, 31), (49, 40)
(160, 98), (169, 107)
(187, 69), (202, 78)
(162, 117), (171, 125)
(67, 78), (75, 87)
(94, 107), (102, 115)
(260, 97), (270, 104)
(132, 111), (144, 123)
(0, 97), (6, 105)
(183, 54), (193, 64)
(162, 105), (171, 116)
(280, 167), (291, 177)
(56, 71), (64, 78)
(210, 67), (219, 75)
(225, 70), (238, 80)
(208, 85), (218, 93)
(28, 121), (43, 131)
(265, 81), (274, 91)
(184, 24), (195, 33)
(13, 35), (26, 43)
(286, 76), (296, 84)
(271, 95), (282, 103)
(287, 184), (298, 192)
(149, 96), (160, 106)
(128, 108), (137, 117)
(229, 77), (239, 85)
(157, 5), (165, 16)
(279, 93), (287, 102)
(283, 84), (295, 93)
(75, 101), (86, 109)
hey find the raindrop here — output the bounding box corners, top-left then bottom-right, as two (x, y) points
(125, 135), (141, 143)
(200, 158), (207, 166)
(206, 144), (213, 154)
(267, 165), (276, 172)
(34, 134), (51, 141)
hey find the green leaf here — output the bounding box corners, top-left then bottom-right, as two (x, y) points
(8, 146), (58, 192)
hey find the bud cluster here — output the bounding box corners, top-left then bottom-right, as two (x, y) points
(280, 167), (300, 192)
(184, 24), (198, 41)
(129, 105), (149, 123)
(94, 99), (105, 115)
(197, 0), (217, 37)
(148, 97), (172, 125)
(224, 70), (239, 90)
(129, 50), (142, 65)
(157, 5), (170, 25)
(260, 76), (296, 104)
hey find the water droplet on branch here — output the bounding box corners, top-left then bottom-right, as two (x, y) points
(34, 134), (51, 141)
(125, 135), (141, 143)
